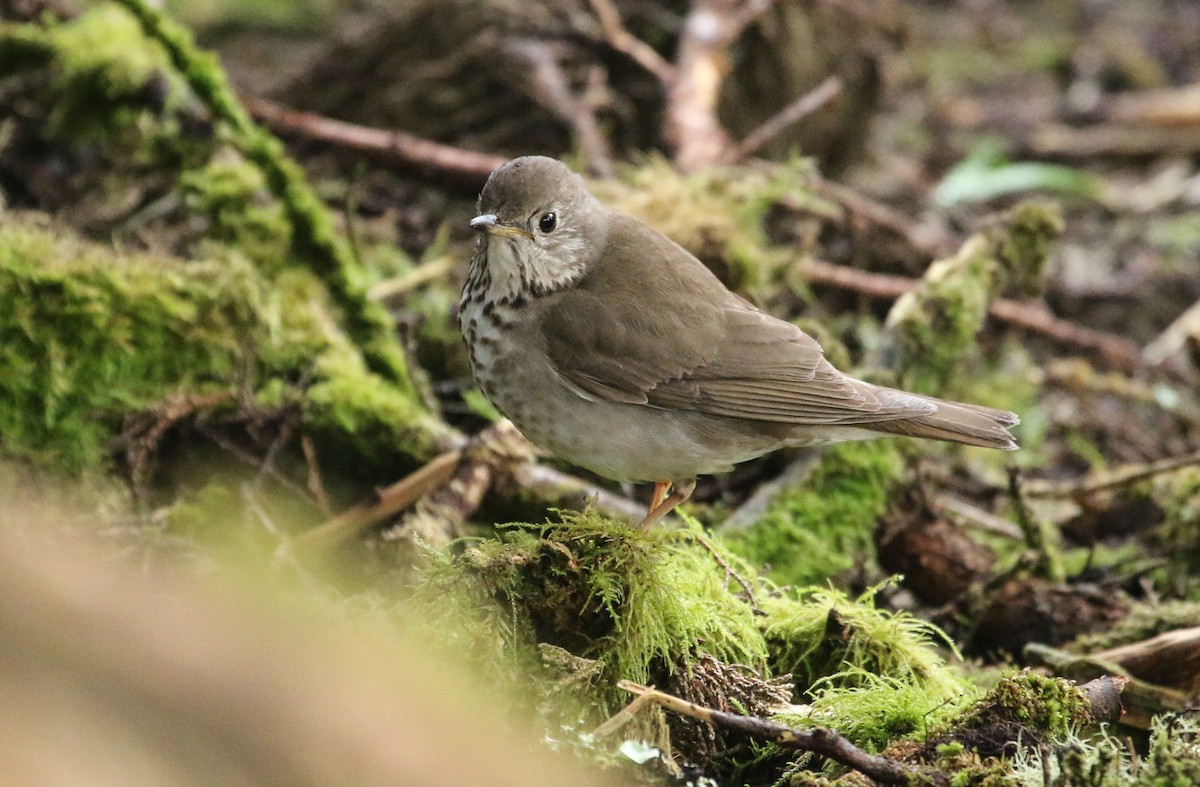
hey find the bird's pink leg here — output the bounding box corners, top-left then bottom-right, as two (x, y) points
(648, 481), (669, 515)
(638, 479), (697, 531)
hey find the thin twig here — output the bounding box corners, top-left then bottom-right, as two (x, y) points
(1007, 467), (1064, 582)
(800, 257), (1145, 373)
(586, 0), (675, 85)
(195, 423), (312, 501)
(591, 686), (659, 738)
(806, 179), (956, 259)
(1024, 448), (1200, 500)
(240, 94), (505, 188)
(936, 493), (1023, 540)
(727, 0), (781, 38)
(509, 462), (646, 522)
(691, 532), (759, 611)
(617, 682), (921, 784)
(723, 76), (842, 163)
(383, 420), (538, 548)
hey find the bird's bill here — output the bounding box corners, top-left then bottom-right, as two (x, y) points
(469, 213), (532, 239)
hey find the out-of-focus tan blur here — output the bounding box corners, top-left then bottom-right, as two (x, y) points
(0, 476), (613, 787)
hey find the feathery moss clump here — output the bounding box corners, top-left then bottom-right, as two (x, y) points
(413, 511), (767, 714)
(759, 583), (967, 698)
(724, 441), (905, 587)
(804, 671), (975, 753)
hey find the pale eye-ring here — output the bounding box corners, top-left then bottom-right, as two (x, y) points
(538, 212), (557, 233)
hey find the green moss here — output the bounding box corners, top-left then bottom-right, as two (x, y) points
(0, 218), (258, 471)
(800, 671), (974, 753)
(885, 200), (1061, 394)
(304, 348), (448, 466)
(1150, 468), (1200, 596)
(724, 441), (904, 587)
(962, 669), (1091, 742)
(111, 0), (419, 391)
(36, 6), (189, 141)
(1015, 713), (1200, 786)
(985, 201), (1064, 298)
(412, 510), (767, 714)
(758, 583), (967, 698)
(0, 215), (443, 474)
(180, 152), (293, 270)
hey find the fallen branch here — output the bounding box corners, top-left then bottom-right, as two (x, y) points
(1030, 123), (1200, 159)
(290, 449), (463, 553)
(1025, 644), (1174, 730)
(806, 178), (956, 259)
(1101, 84), (1200, 128)
(240, 94), (506, 188)
(617, 681), (920, 784)
(509, 462), (646, 523)
(801, 257), (1145, 373)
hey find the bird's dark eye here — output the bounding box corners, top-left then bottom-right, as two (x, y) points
(538, 212), (557, 233)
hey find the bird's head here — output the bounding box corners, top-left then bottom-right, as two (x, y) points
(470, 156), (609, 298)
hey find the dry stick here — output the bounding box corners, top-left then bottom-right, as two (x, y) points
(384, 419), (541, 546)
(723, 76), (843, 163)
(240, 94), (506, 188)
(690, 532), (759, 610)
(801, 258), (1145, 373)
(936, 493), (1024, 540)
(290, 449), (463, 553)
(1030, 123), (1200, 159)
(586, 0), (676, 85)
(369, 255), (457, 301)
(501, 39), (615, 177)
(1023, 448), (1200, 500)
(617, 682), (919, 785)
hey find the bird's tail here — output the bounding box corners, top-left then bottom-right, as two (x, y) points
(864, 390), (1020, 451)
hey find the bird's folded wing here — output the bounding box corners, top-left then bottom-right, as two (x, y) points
(540, 288), (934, 426)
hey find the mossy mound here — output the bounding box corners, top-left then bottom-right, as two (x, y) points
(413, 514), (979, 767)
(414, 511), (768, 713)
(0, 213), (446, 475)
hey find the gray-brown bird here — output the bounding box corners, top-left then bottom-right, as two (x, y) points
(459, 156), (1017, 529)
